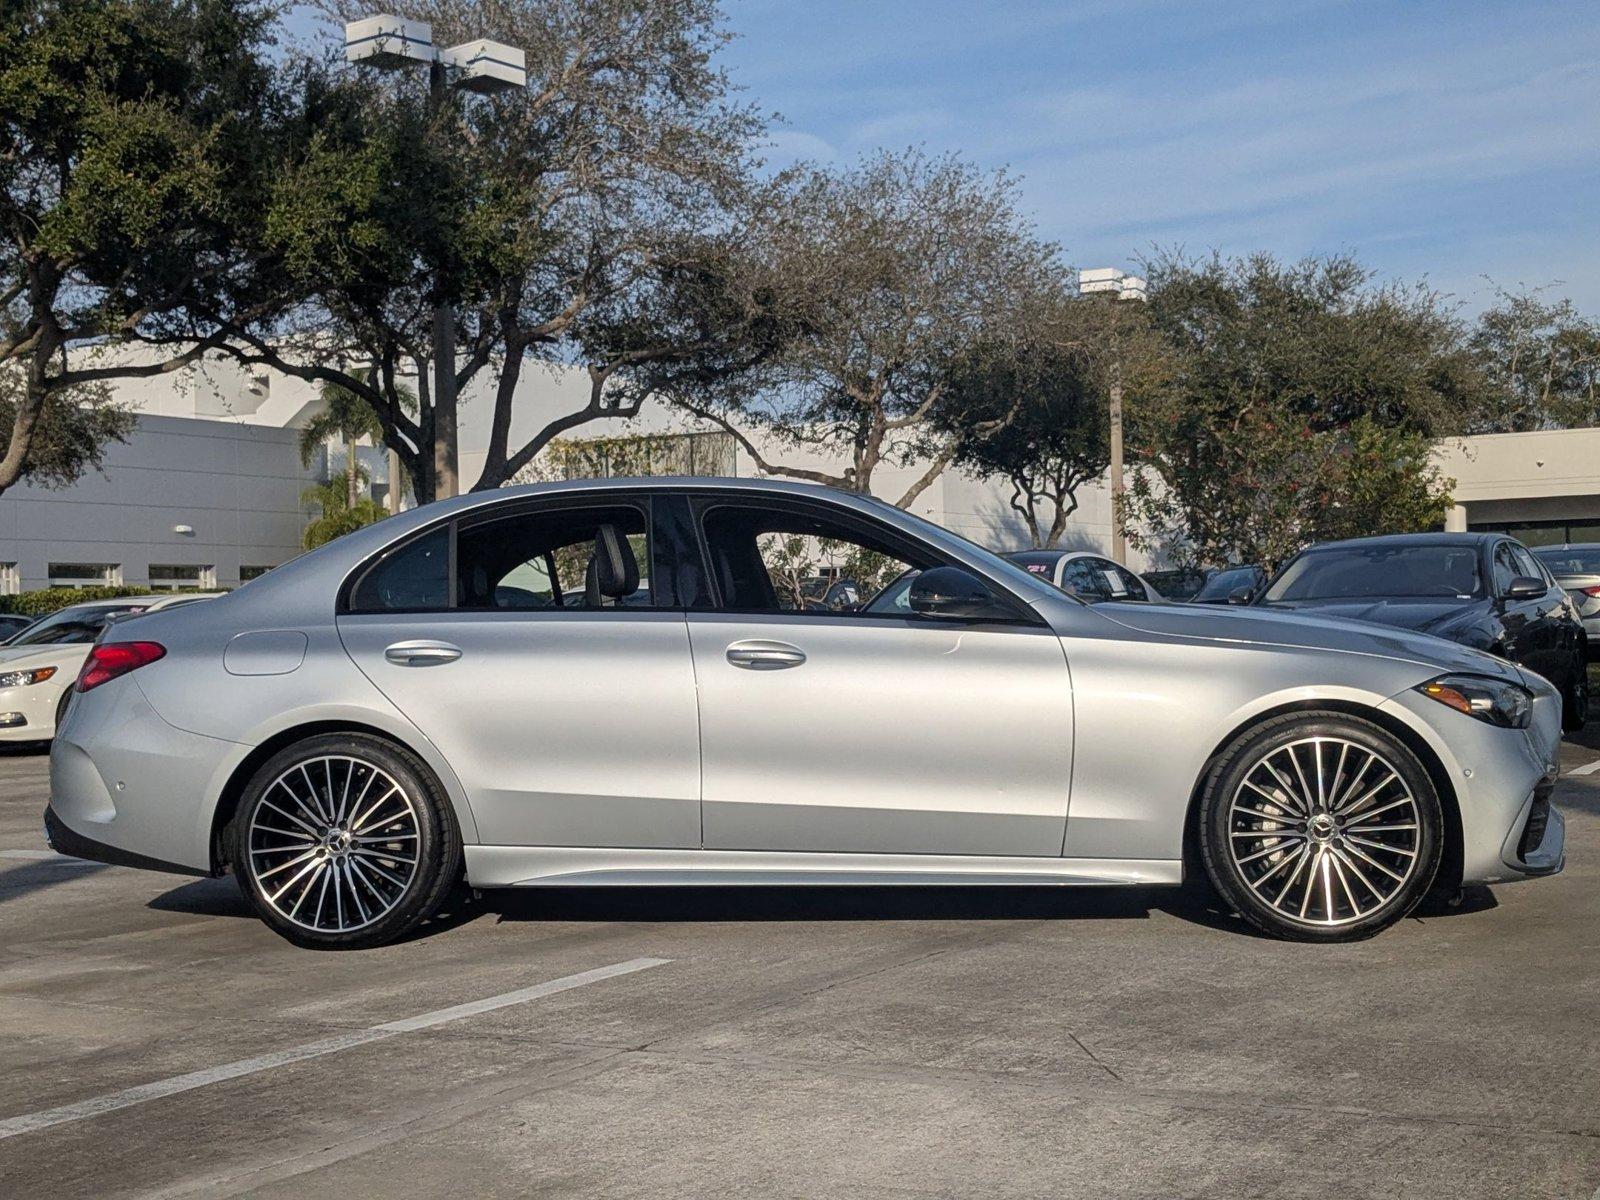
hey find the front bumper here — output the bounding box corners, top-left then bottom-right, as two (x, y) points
(1380, 682), (1564, 886)
(0, 680), (63, 741)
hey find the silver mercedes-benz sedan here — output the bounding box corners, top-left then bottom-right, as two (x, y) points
(46, 479), (1565, 948)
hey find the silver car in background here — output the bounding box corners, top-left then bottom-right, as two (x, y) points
(1533, 544), (1600, 657)
(48, 479), (1564, 949)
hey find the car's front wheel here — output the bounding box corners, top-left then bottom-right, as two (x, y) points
(1198, 713), (1442, 942)
(231, 733), (461, 949)
(1561, 661), (1589, 732)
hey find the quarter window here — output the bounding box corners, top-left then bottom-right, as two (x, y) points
(349, 527), (450, 612)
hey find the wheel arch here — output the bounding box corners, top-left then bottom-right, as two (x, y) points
(209, 720), (469, 875)
(1180, 698), (1463, 894)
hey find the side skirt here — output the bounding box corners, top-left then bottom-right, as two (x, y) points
(464, 845), (1182, 889)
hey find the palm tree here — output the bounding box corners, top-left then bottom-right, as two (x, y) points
(299, 374), (388, 511)
(300, 467), (390, 549)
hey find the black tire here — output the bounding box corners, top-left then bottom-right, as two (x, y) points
(230, 733), (462, 950)
(53, 688), (72, 738)
(1561, 662), (1589, 732)
(1198, 712), (1442, 943)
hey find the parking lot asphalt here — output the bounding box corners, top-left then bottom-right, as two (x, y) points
(2, 736), (1599, 1200)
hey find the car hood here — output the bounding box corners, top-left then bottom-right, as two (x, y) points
(1093, 601), (1519, 681)
(0, 644), (91, 671)
(1255, 597), (1487, 636)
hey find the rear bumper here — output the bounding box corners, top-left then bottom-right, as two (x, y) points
(43, 804), (208, 876)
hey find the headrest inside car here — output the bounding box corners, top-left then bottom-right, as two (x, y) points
(586, 524), (639, 603)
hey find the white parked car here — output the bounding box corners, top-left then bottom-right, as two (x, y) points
(1005, 549), (1165, 603)
(0, 593), (222, 742)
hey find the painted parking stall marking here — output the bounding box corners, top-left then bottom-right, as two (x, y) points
(1569, 758), (1600, 777)
(0, 957), (670, 1140)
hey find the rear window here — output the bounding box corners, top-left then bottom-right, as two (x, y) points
(8, 604), (146, 646)
(1534, 546), (1600, 575)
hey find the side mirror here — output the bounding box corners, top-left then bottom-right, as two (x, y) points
(909, 566), (1013, 621)
(1226, 586), (1255, 605)
(1505, 575), (1546, 601)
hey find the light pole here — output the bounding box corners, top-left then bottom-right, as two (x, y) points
(343, 15), (528, 499)
(1078, 268), (1147, 566)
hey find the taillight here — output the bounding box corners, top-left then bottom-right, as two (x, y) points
(76, 641), (166, 693)
(1581, 585), (1600, 598)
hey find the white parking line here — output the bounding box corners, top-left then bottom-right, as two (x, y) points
(0, 849), (98, 867)
(0, 956), (669, 1140)
(1571, 758), (1600, 776)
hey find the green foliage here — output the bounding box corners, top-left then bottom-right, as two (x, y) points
(301, 468), (389, 549)
(0, 370), (135, 488)
(1469, 286), (1600, 432)
(1125, 252), (1471, 570)
(0, 585), (152, 617)
(0, 0), (282, 495)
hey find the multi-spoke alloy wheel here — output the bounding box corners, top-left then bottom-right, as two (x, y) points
(1201, 714), (1441, 941)
(233, 734), (460, 949)
(248, 756), (421, 933)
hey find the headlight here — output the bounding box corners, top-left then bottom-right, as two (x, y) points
(0, 666), (57, 689)
(1417, 674), (1532, 728)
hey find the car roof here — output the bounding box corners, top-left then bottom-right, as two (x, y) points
(1301, 532), (1498, 553)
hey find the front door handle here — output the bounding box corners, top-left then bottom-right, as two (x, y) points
(384, 641), (463, 666)
(726, 640), (807, 670)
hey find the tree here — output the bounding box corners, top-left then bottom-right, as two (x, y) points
(1124, 252), (1472, 570)
(0, 370), (134, 489)
(941, 291), (1168, 547)
(300, 468), (388, 548)
(670, 149), (1066, 507)
(0, 0), (281, 499)
(165, 0), (769, 506)
(1469, 285), (1600, 432)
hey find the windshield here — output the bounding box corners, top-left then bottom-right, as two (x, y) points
(1194, 566), (1258, 602)
(1263, 545), (1483, 602)
(8, 603), (145, 647)
(1534, 546), (1600, 575)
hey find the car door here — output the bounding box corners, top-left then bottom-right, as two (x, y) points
(1510, 541), (1573, 684)
(335, 494), (703, 849)
(1490, 540), (1544, 672)
(683, 494), (1074, 858)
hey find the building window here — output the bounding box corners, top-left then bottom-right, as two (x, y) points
(0, 563), (17, 596)
(240, 565), (274, 582)
(148, 564), (215, 591)
(49, 563), (121, 589)
(1468, 518), (1600, 547)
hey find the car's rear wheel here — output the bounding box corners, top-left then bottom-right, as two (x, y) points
(231, 733), (461, 950)
(1199, 713), (1442, 942)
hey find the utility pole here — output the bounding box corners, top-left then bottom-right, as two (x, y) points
(1078, 268), (1147, 566)
(344, 15), (527, 500)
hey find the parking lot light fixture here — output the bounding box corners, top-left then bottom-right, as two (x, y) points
(341, 15), (529, 498)
(1079, 267), (1147, 566)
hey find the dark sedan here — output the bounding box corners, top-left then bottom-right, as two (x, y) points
(1256, 532), (1589, 730)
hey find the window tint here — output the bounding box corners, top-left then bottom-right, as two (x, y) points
(699, 504), (924, 614)
(862, 568), (920, 614)
(1509, 544), (1546, 584)
(350, 527), (450, 612)
(1194, 566), (1261, 602)
(1060, 558), (1111, 601)
(9, 604), (144, 646)
(1490, 543), (1519, 595)
(1106, 562), (1148, 600)
(1265, 547), (1482, 602)
(1534, 546), (1600, 575)
(456, 504), (648, 610)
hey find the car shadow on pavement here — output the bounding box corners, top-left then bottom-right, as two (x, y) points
(0, 859), (110, 904)
(477, 883), (1255, 937)
(0, 742), (50, 757)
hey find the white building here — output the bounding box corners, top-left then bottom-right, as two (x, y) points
(1436, 428), (1600, 546)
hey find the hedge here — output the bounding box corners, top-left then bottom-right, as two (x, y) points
(0, 585), (157, 618)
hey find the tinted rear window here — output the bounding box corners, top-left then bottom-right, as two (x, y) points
(1534, 547), (1600, 575)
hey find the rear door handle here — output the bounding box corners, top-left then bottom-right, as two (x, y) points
(384, 641), (462, 666)
(726, 640), (806, 670)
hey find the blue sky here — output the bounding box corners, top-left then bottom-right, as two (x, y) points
(722, 0), (1600, 312)
(289, 2), (1599, 312)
